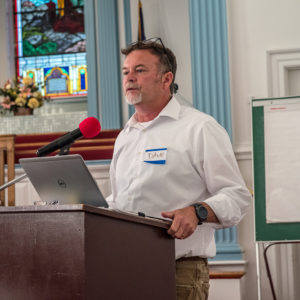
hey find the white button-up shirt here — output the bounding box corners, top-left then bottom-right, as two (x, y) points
(107, 97), (251, 259)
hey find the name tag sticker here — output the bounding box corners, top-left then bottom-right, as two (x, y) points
(144, 148), (167, 165)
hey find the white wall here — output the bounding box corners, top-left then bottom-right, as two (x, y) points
(0, 0), (15, 86)
(129, 0), (192, 103)
(227, 0), (300, 299)
(228, 0), (300, 151)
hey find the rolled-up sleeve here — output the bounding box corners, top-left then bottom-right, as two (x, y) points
(199, 120), (252, 228)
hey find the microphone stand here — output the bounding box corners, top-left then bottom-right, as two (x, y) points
(0, 173), (28, 191)
(58, 144), (72, 156)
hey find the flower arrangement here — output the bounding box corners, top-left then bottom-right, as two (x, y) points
(0, 77), (50, 112)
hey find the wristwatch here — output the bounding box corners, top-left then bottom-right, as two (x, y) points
(193, 203), (208, 225)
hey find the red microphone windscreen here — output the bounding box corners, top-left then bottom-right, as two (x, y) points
(79, 117), (101, 138)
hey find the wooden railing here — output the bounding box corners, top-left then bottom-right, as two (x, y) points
(0, 135), (15, 206)
(14, 129), (121, 163)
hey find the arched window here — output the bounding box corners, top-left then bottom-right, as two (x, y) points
(14, 0), (87, 99)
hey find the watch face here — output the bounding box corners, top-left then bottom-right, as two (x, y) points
(199, 205), (208, 219)
(195, 204), (208, 222)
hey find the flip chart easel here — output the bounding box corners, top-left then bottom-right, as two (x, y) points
(252, 96), (300, 300)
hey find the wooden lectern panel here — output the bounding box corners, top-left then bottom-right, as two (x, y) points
(0, 205), (175, 300)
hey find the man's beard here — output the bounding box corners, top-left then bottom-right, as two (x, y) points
(125, 93), (142, 105)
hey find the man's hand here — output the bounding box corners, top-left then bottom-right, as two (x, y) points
(161, 206), (198, 239)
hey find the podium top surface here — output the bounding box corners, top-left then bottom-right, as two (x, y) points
(0, 204), (171, 229)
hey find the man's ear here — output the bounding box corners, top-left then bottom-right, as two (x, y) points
(162, 72), (174, 89)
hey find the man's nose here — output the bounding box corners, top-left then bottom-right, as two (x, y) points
(126, 70), (137, 82)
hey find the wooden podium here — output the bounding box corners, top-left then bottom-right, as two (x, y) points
(0, 205), (176, 300)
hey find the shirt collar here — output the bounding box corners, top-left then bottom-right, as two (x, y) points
(124, 96), (181, 132)
(159, 96), (181, 120)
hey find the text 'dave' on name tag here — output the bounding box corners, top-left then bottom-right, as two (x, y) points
(144, 148), (167, 165)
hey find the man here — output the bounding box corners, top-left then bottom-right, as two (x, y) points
(107, 38), (251, 300)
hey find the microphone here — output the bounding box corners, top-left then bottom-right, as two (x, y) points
(36, 117), (101, 157)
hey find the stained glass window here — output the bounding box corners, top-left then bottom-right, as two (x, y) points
(14, 0), (87, 98)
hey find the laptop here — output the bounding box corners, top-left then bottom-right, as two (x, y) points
(19, 154), (108, 208)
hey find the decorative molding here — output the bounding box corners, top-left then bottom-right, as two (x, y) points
(189, 0), (242, 261)
(209, 259), (247, 269)
(234, 145), (252, 161)
(122, 0), (135, 118)
(189, 0), (232, 137)
(212, 227), (243, 261)
(50, 95), (87, 104)
(209, 271), (245, 279)
(96, 0), (122, 129)
(84, 1), (99, 119)
(0, 111), (88, 134)
(267, 48), (300, 97)
(123, 0), (132, 46)
(84, 0), (122, 129)
(5, 0), (15, 80)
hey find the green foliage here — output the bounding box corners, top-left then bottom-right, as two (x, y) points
(23, 40), (57, 56)
(22, 25), (57, 56)
(22, 26), (42, 40)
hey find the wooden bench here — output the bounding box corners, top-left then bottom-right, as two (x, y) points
(14, 129), (121, 163)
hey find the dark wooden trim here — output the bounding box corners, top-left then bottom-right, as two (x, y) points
(209, 271), (245, 279)
(0, 204), (172, 230)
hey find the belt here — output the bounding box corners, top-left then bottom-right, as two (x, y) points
(176, 256), (207, 263)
